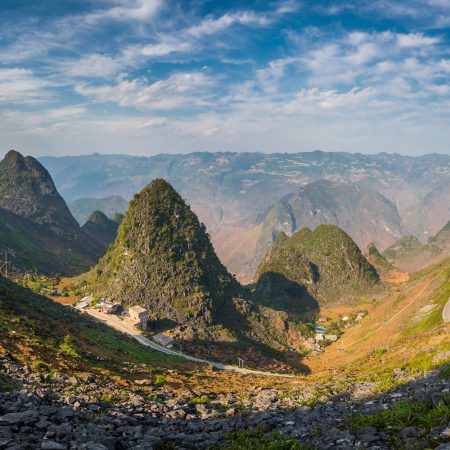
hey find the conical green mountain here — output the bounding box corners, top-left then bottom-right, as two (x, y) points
(87, 179), (245, 326)
(82, 210), (118, 251)
(255, 224), (380, 309)
(0, 150), (103, 275)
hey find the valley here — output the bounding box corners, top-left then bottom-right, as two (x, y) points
(0, 150), (449, 450)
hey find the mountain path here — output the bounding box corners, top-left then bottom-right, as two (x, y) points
(443, 295), (450, 323)
(85, 309), (295, 378)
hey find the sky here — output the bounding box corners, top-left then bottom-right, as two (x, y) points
(0, 0), (450, 157)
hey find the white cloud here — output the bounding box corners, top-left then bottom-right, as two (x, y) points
(283, 87), (376, 113)
(75, 71), (216, 110)
(0, 68), (52, 104)
(396, 32), (440, 48)
(85, 0), (162, 23)
(61, 54), (124, 78)
(186, 11), (270, 38)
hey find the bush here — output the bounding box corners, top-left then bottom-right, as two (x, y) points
(154, 374), (166, 386)
(59, 335), (81, 359)
(222, 427), (308, 449)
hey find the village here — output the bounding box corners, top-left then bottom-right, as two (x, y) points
(75, 297), (177, 350)
(72, 296), (369, 360)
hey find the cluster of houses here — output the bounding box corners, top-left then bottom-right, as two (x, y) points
(75, 296), (149, 327)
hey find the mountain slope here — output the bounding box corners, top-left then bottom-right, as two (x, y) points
(86, 179), (248, 328)
(403, 182), (450, 241)
(383, 221), (450, 272)
(81, 210), (118, 252)
(0, 150), (102, 275)
(68, 195), (129, 225)
(255, 225), (380, 309)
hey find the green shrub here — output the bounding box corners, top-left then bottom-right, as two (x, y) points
(154, 374), (166, 386)
(222, 427), (309, 449)
(59, 335), (81, 359)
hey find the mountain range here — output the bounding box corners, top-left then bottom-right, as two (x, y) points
(40, 151), (450, 281)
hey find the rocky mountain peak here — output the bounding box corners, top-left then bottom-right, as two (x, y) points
(87, 178), (243, 327)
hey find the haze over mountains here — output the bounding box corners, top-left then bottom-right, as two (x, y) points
(41, 151), (450, 281)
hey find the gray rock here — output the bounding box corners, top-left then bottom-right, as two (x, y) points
(41, 441), (67, 449)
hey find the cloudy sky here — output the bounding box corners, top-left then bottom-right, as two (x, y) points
(1, 0), (450, 157)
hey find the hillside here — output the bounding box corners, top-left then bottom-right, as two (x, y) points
(382, 222), (450, 272)
(68, 195), (128, 225)
(0, 151), (103, 275)
(255, 224), (380, 310)
(81, 210), (118, 252)
(404, 182), (450, 241)
(251, 180), (403, 278)
(40, 151), (450, 281)
(86, 179), (246, 329)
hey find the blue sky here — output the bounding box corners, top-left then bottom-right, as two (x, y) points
(0, 0), (449, 156)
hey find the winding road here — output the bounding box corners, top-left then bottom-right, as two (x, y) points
(443, 296), (450, 324)
(85, 309), (295, 378)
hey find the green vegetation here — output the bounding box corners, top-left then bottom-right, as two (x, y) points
(439, 364), (450, 380)
(403, 263), (450, 335)
(154, 374), (167, 386)
(0, 273), (183, 378)
(255, 224), (380, 309)
(365, 243), (392, 270)
(352, 399), (450, 439)
(59, 335), (81, 359)
(0, 368), (16, 392)
(190, 395), (211, 404)
(222, 427), (310, 450)
(68, 195), (128, 226)
(86, 178), (246, 328)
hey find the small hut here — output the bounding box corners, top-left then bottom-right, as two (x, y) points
(129, 306), (148, 327)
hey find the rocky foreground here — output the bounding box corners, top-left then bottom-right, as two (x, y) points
(1, 356), (449, 450)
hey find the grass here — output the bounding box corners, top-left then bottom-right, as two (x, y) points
(80, 324), (182, 364)
(0, 370), (16, 392)
(351, 398), (450, 432)
(190, 395), (211, 404)
(221, 427), (312, 450)
(403, 265), (450, 335)
(59, 335), (81, 359)
(439, 364), (450, 380)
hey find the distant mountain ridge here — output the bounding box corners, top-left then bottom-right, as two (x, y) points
(0, 150), (103, 275)
(252, 180), (403, 277)
(39, 151), (450, 280)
